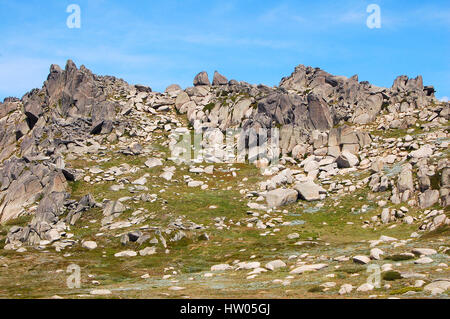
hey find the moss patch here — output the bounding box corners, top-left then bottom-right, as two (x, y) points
(382, 271), (402, 281)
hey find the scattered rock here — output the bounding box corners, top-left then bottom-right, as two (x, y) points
(82, 241), (98, 250)
(211, 264), (233, 271)
(356, 283), (374, 292)
(265, 260), (287, 271)
(412, 248), (437, 256)
(339, 284), (354, 295)
(145, 158), (163, 169)
(353, 255), (371, 265)
(414, 257), (433, 264)
(424, 280), (450, 295)
(114, 250), (137, 258)
(139, 247), (156, 256)
(370, 248), (384, 260)
(90, 289), (112, 295)
(290, 264), (328, 274)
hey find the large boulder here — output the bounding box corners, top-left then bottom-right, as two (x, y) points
(397, 165), (414, 193)
(32, 192), (67, 224)
(103, 201), (126, 216)
(419, 189), (440, 208)
(290, 263), (328, 274)
(145, 158), (163, 168)
(336, 151), (359, 168)
(410, 145), (433, 159)
(135, 84), (152, 93)
(175, 92), (190, 113)
(307, 94), (333, 131)
(0, 173), (42, 223)
(0, 99), (19, 119)
(294, 181), (325, 201)
(266, 188), (298, 208)
(441, 167), (450, 187)
(351, 92), (383, 124)
(424, 280), (450, 295)
(193, 71), (210, 86)
(165, 84), (182, 93)
(0, 158), (68, 223)
(212, 71), (228, 86)
(22, 91), (44, 130)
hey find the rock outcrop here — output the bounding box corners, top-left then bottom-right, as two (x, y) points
(279, 64), (435, 125)
(0, 60), (129, 228)
(0, 59), (446, 248)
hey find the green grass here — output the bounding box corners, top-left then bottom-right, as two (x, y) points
(1, 109), (449, 298)
(336, 265), (365, 274)
(385, 254), (414, 261)
(389, 287), (423, 295)
(308, 285), (324, 293)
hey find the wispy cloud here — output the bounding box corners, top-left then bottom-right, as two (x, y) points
(258, 2), (368, 29)
(0, 57), (55, 98)
(0, 0), (448, 99)
(258, 4), (307, 24)
(179, 33), (296, 49)
(337, 10), (365, 24)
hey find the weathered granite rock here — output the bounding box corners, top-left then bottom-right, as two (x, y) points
(212, 71), (228, 86)
(424, 280), (450, 295)
(294, 181), (325, 201)
(266, 188), (298, 208)
(336, 151), (359, 168)
(397, 164), (414, 193)
(290, 264), (328, 274)
(419, 189), (440, 208)
(193, 71), (210, 86)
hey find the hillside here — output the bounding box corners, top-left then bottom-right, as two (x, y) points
(0, 60), (448, 298)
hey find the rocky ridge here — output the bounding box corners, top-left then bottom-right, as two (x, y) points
(0, 61), (448, 298)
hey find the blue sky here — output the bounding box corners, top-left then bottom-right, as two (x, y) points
(0, 0), (449, 101)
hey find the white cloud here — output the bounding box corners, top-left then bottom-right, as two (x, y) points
(258, 4), (307, 24)
(439, 96), (449, 102)
(180, 33), (295, 49)
(338, 10), (365, 23)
